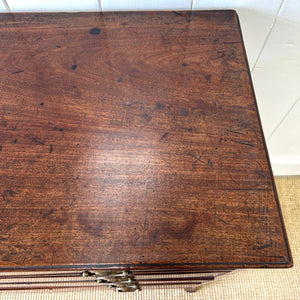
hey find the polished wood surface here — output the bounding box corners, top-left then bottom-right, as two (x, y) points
(0, 11), (292, 271)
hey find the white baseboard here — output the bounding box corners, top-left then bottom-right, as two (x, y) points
(270, 156), (300, 176)
(271, 165), (300, 176)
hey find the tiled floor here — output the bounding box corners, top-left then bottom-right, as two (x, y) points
(1, 0), (299, 175)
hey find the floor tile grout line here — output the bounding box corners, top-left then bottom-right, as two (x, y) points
(98, 0), (102, 12)
(2, 0), (11, 12)
(251, 0), (286, 73)
(191, 0), (195, 10)
(267, 96), (300, 141)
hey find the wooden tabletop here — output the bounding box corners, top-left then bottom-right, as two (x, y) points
(0, 11), (292, 271)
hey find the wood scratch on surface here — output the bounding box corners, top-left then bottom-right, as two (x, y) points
(187, 152), (204, 163)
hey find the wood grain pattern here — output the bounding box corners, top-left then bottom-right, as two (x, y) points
(0, 11), (292, 271)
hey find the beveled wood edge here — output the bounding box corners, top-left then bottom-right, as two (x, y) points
(0, 9), (239, 17)
(0, 260), (292, 272)
(234, 11), (293, 268)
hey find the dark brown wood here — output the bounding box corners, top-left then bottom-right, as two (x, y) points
(0, 269), (231, 279)
(0, 270), (222, 291)
(0, 277), (215, 285)
(0, 10), (292, 280)
(0, 282), (207, 291)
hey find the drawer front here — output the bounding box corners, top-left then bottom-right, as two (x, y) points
(0, 269), (233, 292)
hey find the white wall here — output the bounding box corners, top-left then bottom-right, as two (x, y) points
(1, 0), (299, 175)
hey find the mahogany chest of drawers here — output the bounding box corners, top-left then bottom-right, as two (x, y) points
(0, 10), (292, 292)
